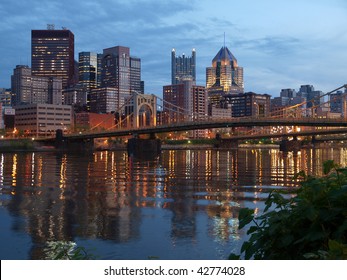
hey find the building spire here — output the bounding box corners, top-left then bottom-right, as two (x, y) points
(224, 32), (226, 48)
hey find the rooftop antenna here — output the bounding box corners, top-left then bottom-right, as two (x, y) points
(224, 32), (226, 48)
(47, 24), (55, 30)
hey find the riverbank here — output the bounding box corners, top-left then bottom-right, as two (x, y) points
(0, 139), (35, 152)
(1, 138), (344, 153)
(0, 139), (57, 152)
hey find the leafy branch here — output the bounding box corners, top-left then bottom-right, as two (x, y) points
(44, 241), (95, 260)
(230, 160), (347, 260)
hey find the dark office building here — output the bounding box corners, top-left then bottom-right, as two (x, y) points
(130, 56), (142, 93)
(101, 46), (141, 107)
(31, 27), (75, 88)
(223, 92), (271, 117)
(330, 91), (343, 113)
(163, 84), (185, 123)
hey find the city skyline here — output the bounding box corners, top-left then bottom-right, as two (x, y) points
(0, 0), (346, 97)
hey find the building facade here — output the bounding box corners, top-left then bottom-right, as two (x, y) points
(78, 52), (102, 93)
(208, 103), (232, 119)
(3, 108), (15, 130)
(31, 27), (75, 88)
(62, 85), (87, 108)
(297, 85), (324, 108)
(0, 88), (12, 107)
(14, 103), (72, 137)
(223, 92), (270, 118)
(171, 49), (196, 84)
(11, 65), (63, 106)
(163, 78), (207, 127)
(101, 46), (142, 108)
(89, 87), (119, 114)
(190, 84), (208, 138)
(130, 56), (142, 93)
(75, 112), (115, 131)
(330, 91), (343, 113)
(206, 46), (244, 104)
(163, 83), (185, 123)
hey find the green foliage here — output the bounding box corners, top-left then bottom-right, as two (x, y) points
(164, 139), (217, 145)
(44, 241), (94, 260)
(230, 160), (347, 260)
(242, 138), (276, 145)
(0, 139), (35, 151)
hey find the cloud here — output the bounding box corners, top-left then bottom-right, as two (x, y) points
(0, 0), (346, 97)
(236, 36), (301, 56)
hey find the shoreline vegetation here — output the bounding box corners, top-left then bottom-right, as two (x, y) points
(0, 138), (343, 152)
(230, 160), (347, 260)
(0, 138), (280, 152)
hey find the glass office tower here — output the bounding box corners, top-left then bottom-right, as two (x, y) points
(78, 52), (101, 92)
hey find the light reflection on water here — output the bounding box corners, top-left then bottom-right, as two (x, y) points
(0, 147), (347, 260)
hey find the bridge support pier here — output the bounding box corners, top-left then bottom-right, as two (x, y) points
(279, 137), (301, 152)
(55, 129), (94, 152)
(214, 134), (239, 149)
(127, 136), (161, 158)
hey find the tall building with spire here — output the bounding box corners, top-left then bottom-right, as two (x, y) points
(171, 49), (196, 84)
(206, 46), (244, 104)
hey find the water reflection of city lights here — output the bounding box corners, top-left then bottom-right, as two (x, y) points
(31, 153), (35, 186)
(59, 155), (67, 189)
(0, 154), (4, 186)
(4, 148), (347, 259)
(11, 154), (17, 187)
(37, 156), (43, 187)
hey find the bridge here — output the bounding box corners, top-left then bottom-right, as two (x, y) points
(41, 84), (347, 155)
(64, 117), (347, 140)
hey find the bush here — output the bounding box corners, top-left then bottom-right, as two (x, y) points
(44, 241), (94, 260)
(230, 160), (347, 260)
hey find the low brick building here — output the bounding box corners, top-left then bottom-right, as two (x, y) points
(75, 112), (115, 132)
(14, 103), (72, 137)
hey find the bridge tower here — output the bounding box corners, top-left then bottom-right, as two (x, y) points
(342, 91), (347, 120)
(126, 91), (157, 128)
(125, 91), (160, 158)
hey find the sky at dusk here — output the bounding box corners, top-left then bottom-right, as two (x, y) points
(0, 0), (346, 97)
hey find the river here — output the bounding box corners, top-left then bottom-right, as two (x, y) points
(1, 147), (346, 259)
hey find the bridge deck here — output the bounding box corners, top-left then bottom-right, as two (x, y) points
(64, 117), (347, 140)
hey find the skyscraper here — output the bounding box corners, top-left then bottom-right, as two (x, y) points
(101, 46), (141, 107)
(298, 85), (324, 108)
(11, 65), (62, 105)
(206, 46), (244, 104)
(163, 77), (207, 138)
(171, 49), (196, 84)
(89, 87), (118, 114)
(31, 27), (75, 88)
(163, 77), (207, 122)
(11, 65), (31, 105)
(78, 52), (101, 92)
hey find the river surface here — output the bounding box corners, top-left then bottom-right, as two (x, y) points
(1, 147), (347, 260)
